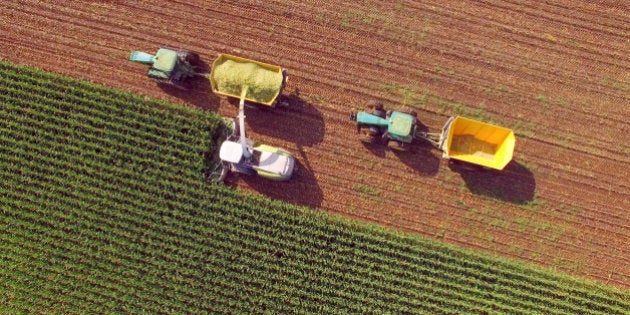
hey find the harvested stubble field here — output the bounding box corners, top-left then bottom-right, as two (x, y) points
(1, 0), (628, 289)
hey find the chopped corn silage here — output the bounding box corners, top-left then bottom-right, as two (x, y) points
(213, 59), (282, 104)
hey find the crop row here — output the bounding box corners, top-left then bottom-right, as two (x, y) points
(3, 169), (626, 314)
(1, 152), (623, 313)
(1, 61), (628, 313)
(1, 144), (625, 313)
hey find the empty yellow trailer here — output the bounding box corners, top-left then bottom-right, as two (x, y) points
(439, 116), (515, 170)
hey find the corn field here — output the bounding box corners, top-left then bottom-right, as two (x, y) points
(0, 61), (628, 314)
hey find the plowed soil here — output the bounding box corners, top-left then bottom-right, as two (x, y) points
(2, 0), (628, 288)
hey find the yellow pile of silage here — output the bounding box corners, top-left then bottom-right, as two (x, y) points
(212, 59), (283, 104)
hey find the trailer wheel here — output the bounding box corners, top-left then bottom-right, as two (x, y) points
(449, 159), (483, 172)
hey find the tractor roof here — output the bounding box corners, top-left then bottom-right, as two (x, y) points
(388, 112), (414, 137)
(153, 48), (178, 74)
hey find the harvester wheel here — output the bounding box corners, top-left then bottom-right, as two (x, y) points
(170, 78), (191, 90)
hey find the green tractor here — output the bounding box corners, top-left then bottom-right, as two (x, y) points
(351, 100), (517, 171)
(129, 47), (204, 89)
(350, 101), (421, 148)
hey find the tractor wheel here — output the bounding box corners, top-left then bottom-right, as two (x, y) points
(368, 126), (382, 137)
(372, 109), (386, 119)
(367, 100), (386, 118)
(448, 159), (483, 172)
(367, 100), (384, 110)
(356, 122), (363, 134)
(184, 52), (200, 66)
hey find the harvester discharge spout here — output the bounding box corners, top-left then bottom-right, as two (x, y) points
(238, 85), (250, 159)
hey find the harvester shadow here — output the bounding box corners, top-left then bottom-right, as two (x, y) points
(225, 159), (323, 208)
(224, 89), (325, 208)
(448, 160), (536, 204)
(157, 58), (220, 111)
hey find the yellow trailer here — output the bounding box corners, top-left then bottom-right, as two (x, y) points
(438, 116), (515, 170)
(210, 54), (288, 106)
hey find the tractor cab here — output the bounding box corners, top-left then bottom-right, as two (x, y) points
(129, 47), (200, 89)
(386, 111), (416, 143)
(352, 108), (417, 146)
(147, 48), (179, 80)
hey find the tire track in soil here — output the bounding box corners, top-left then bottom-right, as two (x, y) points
(1, 0), (628, 288)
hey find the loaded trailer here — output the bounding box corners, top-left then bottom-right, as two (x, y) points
(210, 54), (288, 107)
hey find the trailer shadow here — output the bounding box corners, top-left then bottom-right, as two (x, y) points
(448, 160), (536, 204)
(358, 125), (440, 176)
(225, 159), (323, 208)
(228, 89), (325, 173)
(157, 59), (220, 111)
(228, 90), (325, 148)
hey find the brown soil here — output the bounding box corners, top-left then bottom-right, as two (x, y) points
(2, 0), (628, 288)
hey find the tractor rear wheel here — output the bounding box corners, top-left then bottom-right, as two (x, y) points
(367, 100), (386, 118)
(185, 52), (200, 65)
(372, 109), (386, 119)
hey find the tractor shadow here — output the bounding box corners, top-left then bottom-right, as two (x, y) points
(157, 58), (220, 111)
(391, 141), (441, 176)
(225, 159), (323, 208)
(360, 141), (388, 158)
(448, 160), (536, 204)
(360, 120), (439, 176)
(390, 120), (439, 176)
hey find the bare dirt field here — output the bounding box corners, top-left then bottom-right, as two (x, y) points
(1, 0), (628, 288)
